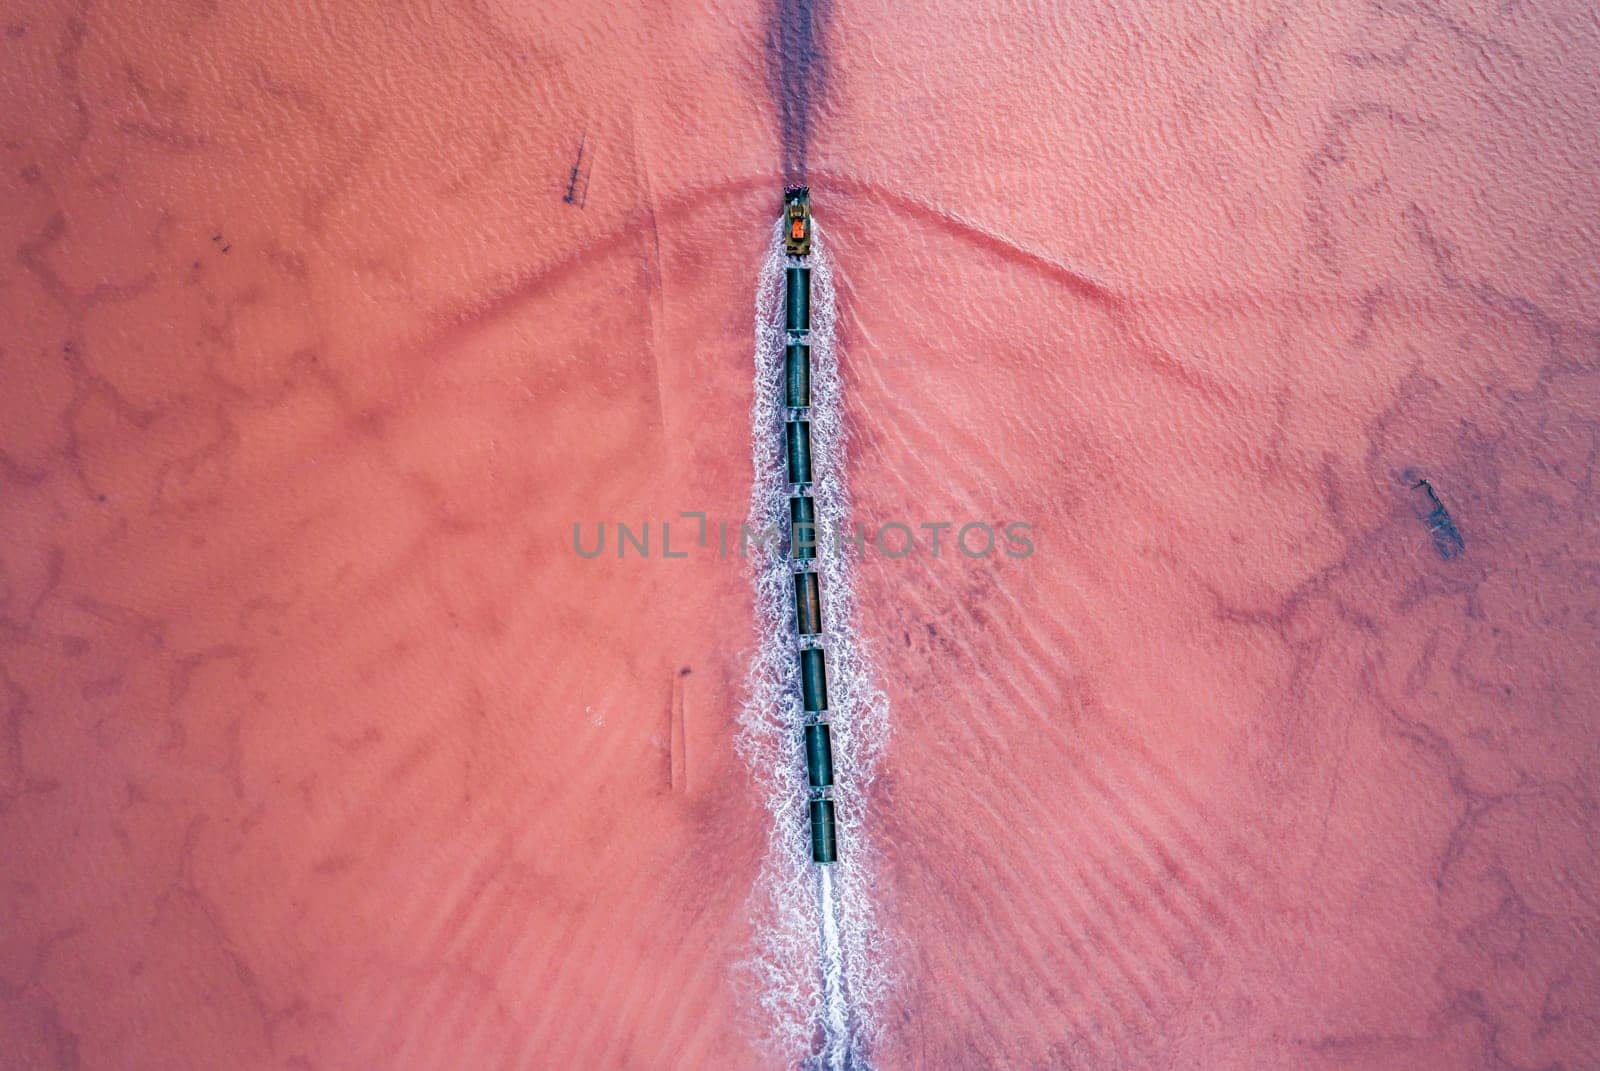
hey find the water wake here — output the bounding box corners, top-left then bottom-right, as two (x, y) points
(738, 218), (891, 1068)
(817, 867), (850, 1070)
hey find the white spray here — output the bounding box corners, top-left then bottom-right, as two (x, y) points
(738, 217), (891, 1069)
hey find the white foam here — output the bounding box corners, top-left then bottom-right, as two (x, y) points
(737, 218), (892, 1068)
(818, 866), (849, 1070)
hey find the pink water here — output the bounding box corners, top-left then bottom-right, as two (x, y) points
(2, 1), (1598, 1068)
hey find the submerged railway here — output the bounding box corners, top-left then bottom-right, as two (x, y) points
(782, 186), (839, 866)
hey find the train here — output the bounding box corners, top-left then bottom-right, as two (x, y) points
(783, 186), (837, 865)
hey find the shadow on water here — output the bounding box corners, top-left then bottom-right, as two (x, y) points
(767, 0), (832, 183)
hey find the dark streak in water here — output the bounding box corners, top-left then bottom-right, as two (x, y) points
(563, 130), (589, 208)
(1412, 478), (1466, 560)
(767, 0), (831, 183)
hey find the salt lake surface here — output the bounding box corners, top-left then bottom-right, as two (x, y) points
(2, 1), (1598, 1068)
